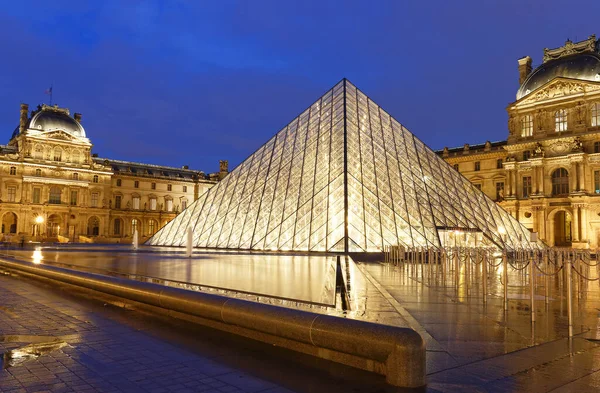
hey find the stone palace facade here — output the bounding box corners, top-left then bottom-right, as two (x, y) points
(0, 103), (222, 243)
(439, 35), (600, 248)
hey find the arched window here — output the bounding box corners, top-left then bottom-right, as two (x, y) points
(49, 187), (62, 204)
(113, 218), (122, 235)
(521, 115), (533, 137)
(9, 167), (16, 175)
(35, 169), (41, 176)
(34, 145), (43, 159)
(551, 168), (569, 196)
(148, 219), (156, 235)
(592, 103), (600, 127)
(72, 150), (80, 164)
(555, 109), (567, 132)
(93, 175), (99, 183)
(53, 147), (62, 161)
(87, 216), (100, 236)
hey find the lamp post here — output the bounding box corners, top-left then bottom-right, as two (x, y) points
(35, 216), (44, 240)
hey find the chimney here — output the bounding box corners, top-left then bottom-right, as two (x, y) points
(74, 113), (82, 122)
(19, 103), (29, 133)
(518, 56), (532, 85)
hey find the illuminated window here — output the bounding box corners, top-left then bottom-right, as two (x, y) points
(595, 171), (600, 194)
(91, 192), (99, 207)
(49, 187), (61, 204)
(115, 195), (122, 209)
(166, 199), (173, 212)
(474, 161), (480, 171)
(34, 145), (43, 159)
(495, 182), (504, 201)
(592, 103), (600, 127)
(72, 173), (78, 180)
(88, 217), (99, 236)
(183, 185), (187, 192)
(131, 219), (138, 235)
(70, 190), (77, 206)
(53, 147), (62, 161)
(33, 188), (40, 204)
(551, 168), (569, 196)
(93, 175), (99, 183)
(9, 167), (16, 176)
(522, 176), (532, 198)
(555, 109), (567, 132)
(133, 196), (140, 210)
(116, 179), (122, 187)
(496, 159), (503, 169)
(150, 197), (157, 211)
(523, 151), (530, 161)
(167, 184), (172, 191)
(521, 115), (533, 137)
(134, 180), (139, 188)
(114, 218), (122, 235)
(151, 182), (156, 190)
(35, 169), (41, 176)
(149, 220), (156, 234)
(7, 187), (16, 202)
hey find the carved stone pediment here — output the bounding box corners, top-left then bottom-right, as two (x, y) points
(547, 139), (573, 157)
(45, 130), (76, 141)
(519, 79), (600, 105)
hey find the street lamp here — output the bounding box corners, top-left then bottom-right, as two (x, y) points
(35, 216), (44, 238)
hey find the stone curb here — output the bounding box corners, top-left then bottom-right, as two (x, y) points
(0, 257), (426, 388)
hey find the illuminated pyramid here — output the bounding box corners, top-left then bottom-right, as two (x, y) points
(148, 79), (535, 252)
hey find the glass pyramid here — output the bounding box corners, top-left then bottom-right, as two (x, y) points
(148, 79), (536, 252)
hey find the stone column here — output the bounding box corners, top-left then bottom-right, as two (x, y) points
(570, 162), (577, 193)
(548, 216), (555, 246)
(512, 170), (517, 197)
(539, 208), (546, 241)
(538, 166), (544, 195)
(572, 205), (580, 242)
(531, 166), (538, 194)
(578, 163), (585, 192)
(581, 205), (588, 242)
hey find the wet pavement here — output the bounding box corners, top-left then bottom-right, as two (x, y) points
(1, 245), (600, 391)
(0, 267), (390, 393)
(5, 247), (336, 306)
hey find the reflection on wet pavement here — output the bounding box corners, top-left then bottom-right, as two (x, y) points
(8, 247), (337, 306)
(1, 337), (68, 369)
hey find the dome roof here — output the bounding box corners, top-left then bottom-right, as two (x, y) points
(517, 50), (600, 100)
(30, 106), (85, 137)
(11, 104), (86, 139)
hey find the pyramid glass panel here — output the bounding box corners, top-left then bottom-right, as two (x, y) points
(147, 79), (539, 252)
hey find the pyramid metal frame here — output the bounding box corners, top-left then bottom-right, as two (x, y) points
(148, 79), (537, 252)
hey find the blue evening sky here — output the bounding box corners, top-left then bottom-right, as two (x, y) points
(1, 1), (599, 173)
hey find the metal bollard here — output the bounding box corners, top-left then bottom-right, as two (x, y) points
(503, 252), (509, 311)
(530, 257), (535, 323)
(454, 250), (460, 293)
(545, 252), (549, 306)
(482, 250), (487, 305)
(566, 258), (573, 338)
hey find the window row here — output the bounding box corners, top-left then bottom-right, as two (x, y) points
(453, 158), (504, 172)
(112, 218), (160, 236)
(520, 103), (600, 137)
(113, 195), (187, 212)
(115, 178), (187, 192)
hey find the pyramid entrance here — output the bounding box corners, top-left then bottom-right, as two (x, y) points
(148, 79), (536, 252)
